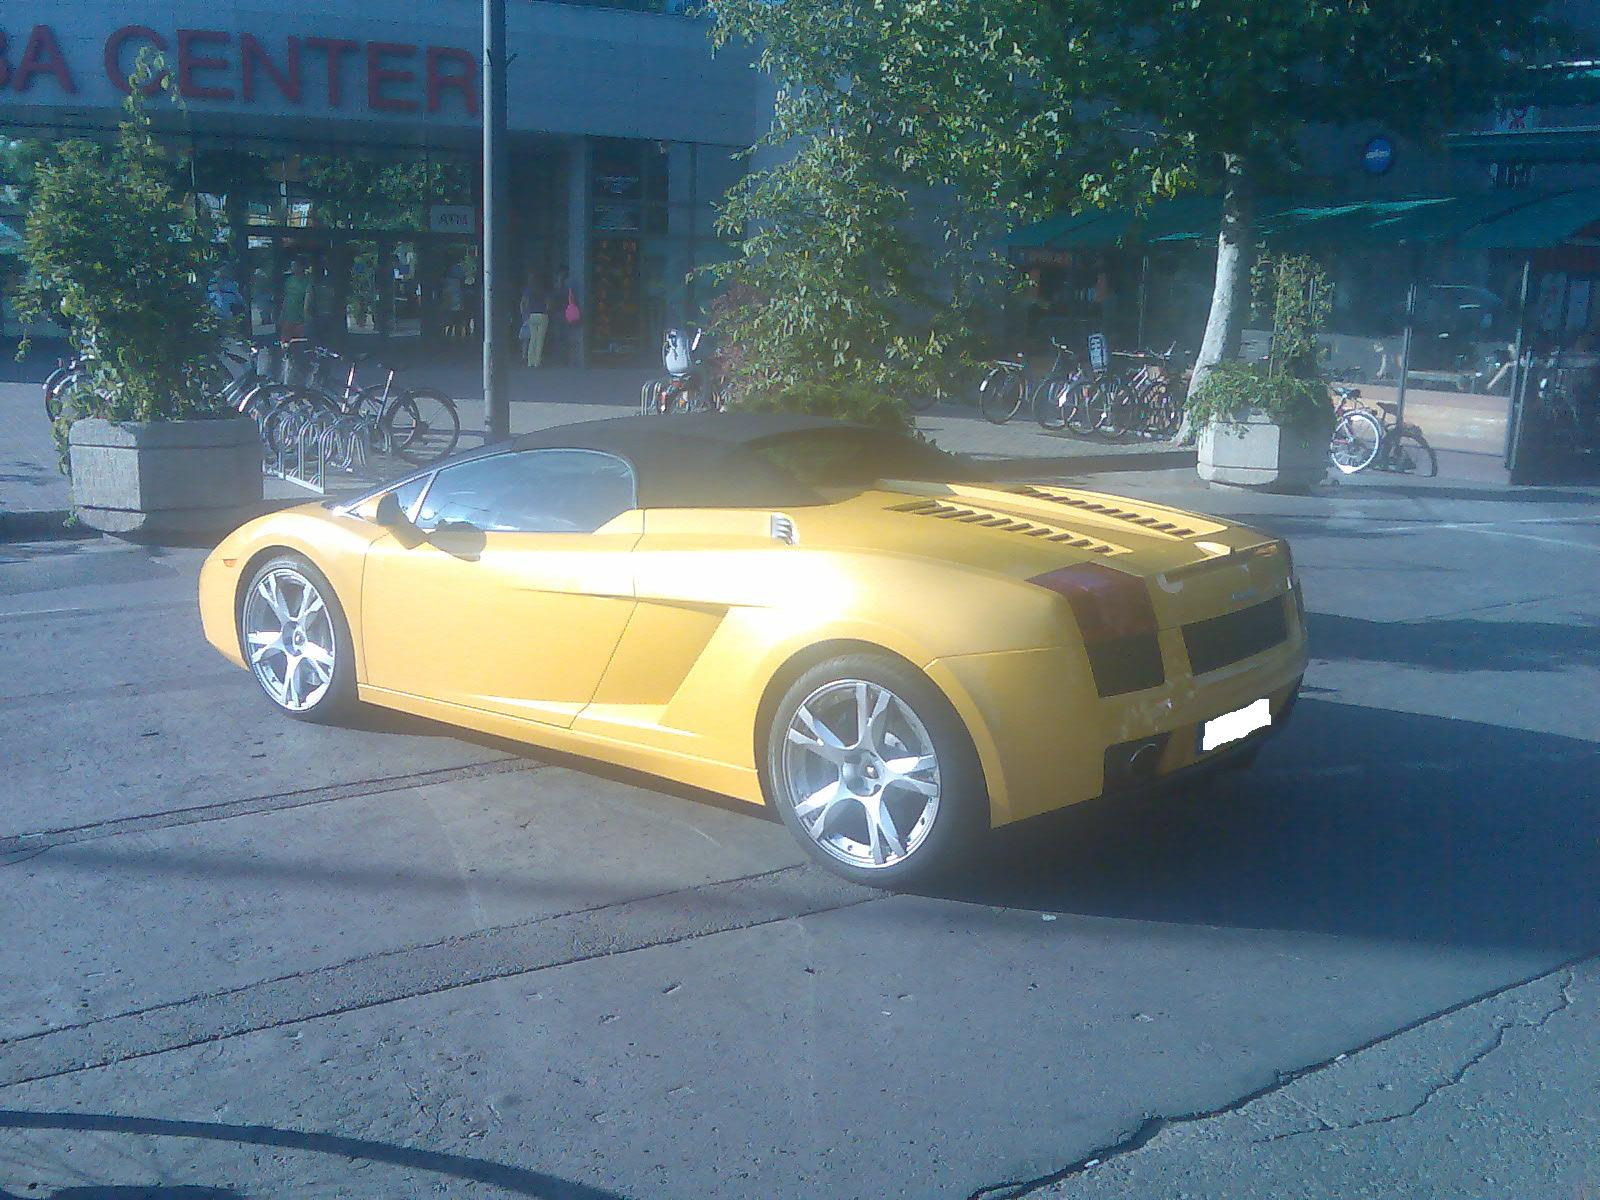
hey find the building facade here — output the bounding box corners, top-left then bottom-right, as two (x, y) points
(0, 0), (769, 363)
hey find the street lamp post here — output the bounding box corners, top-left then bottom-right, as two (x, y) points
(482, 0), (511, 443)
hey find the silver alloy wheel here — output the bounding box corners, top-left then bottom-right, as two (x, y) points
(242, 567), (337, 713)
(781, 679), (942, 870)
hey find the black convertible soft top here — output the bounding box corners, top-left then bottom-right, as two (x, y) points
(431, 413), (980, 509)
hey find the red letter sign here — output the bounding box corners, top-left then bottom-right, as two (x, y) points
(426, 46), (478, 116)
(105, 26), (168, 95)
(241, 34), (301, 104)
(14, 25), (77, 94)
(366, 42), (418, 113)
(303, 36), (358, 108)
(177, 29), (233, 101)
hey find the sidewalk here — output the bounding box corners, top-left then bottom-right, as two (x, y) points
(0, 363), (1191, 537)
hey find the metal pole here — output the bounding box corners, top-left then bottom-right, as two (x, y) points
(482, 0), (511, 443)
(1136, 253), (1150, 351)
(1504, 254), (1533, 466)
(1393, 252), (1419, 430)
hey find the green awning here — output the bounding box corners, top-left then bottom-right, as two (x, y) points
(1448, 126), (1600, 164)
(1009, 191), (1597, 253)
(1455, 187), (1600, 249)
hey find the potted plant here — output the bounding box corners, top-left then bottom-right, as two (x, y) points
(1189, 253), (1334, 492)
(15, 54), (260, 537)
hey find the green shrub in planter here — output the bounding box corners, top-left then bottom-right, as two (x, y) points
(1186, 360), (1332, 439)
(15, 51), (227, 463)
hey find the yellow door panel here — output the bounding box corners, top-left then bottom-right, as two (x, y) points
(362, 528), (640, 727)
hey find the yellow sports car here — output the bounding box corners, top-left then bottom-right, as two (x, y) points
(199, 414), (1306, 885)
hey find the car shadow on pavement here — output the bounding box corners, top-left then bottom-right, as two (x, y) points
(0, 1108), (628, 1200)
(1307, 611), (1600, 673)
(926, 698), (1600, 952)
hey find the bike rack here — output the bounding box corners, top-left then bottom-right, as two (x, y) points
(260, 409), (379, 495)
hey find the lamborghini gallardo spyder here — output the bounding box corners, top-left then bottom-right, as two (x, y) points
(199, 414), (1307, 885)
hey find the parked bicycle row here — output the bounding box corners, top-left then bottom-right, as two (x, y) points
(45, 339), (462, 469)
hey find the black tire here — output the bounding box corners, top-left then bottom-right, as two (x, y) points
(980, 367), (1025, 424)
(237, 555), (359, 724)
(764, 653), (987, 888)
(1033, 376), (1072, 430)
(387, 388), (461, 463)
(1398, 428), (1438, 478)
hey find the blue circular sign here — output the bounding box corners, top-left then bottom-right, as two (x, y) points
(1362, 135), (1395, 175)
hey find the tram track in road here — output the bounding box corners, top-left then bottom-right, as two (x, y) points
(0, 756), (546, 860)
(0, 863), (877, 1090)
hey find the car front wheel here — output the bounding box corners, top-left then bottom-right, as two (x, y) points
(765, 654), (986, 887)
(238, 555), (357, 723)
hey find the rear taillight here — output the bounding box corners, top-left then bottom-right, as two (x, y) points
(1029, 562), (1158, 642)
(1031, 563), (1164, 695)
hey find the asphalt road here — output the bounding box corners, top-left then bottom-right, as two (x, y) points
(1, 468), (1597, 1199)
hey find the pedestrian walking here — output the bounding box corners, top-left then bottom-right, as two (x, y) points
(277, 258), (316, 345)
(520, 268), (549, 367)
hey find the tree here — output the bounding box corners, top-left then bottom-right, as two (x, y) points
(15, 52), (223, 426)
(713, 0), (1568, 398)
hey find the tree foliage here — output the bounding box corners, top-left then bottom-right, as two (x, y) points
(712, 0), (1570, 402)
(15, 53), (224, 427)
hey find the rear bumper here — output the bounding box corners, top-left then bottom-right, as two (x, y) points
(926, 612), (1308, 827)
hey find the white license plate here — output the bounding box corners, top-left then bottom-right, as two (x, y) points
(1199, 698), (1272, 753)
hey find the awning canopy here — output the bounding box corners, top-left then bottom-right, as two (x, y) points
(1008, 188), (1600, 254)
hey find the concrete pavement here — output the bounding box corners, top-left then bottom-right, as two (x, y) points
(2, 463), (1597, 1197)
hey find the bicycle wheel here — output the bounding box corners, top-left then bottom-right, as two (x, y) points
(979, 367), (1025, 424)
(385, 388), (461, 464)
(43, 367), (72, 423)
(1149, 384), (1184, 440)
(1067, 380), (1108, 434)
(1395, 428), (1438, 478)
(261, 388), (336, 457)
(1330, 410), (1382, 474)
(1033, 376), (1073, 430)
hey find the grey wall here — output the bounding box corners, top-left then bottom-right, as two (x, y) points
(0, 1), (767, 148)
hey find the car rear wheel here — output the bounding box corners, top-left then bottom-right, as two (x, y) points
(765, 654), (985, 887)
(239, 555), (357, 723)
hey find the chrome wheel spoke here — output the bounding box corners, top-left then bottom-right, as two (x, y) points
(868, 800), (906, 865)
(788, 706), (851, 764)
(864, 686), (893, 750)
(257, 575), (290, 622)
(793, 781), (848, 833)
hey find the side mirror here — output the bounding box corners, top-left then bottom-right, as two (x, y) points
(373, 492), (413, 530)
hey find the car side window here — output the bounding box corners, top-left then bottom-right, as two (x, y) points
(388, 474), (432, 522)
(412, 450), (636, 534)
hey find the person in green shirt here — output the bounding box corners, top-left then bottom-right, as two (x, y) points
(278, 259), (316, 345)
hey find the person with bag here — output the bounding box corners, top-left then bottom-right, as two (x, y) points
(547, 265), (581, 366)
(520, 268), (549, 367)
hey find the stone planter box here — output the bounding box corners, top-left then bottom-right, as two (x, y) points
(68, 417), (263, 536)
(1196, 411), (1327, 492)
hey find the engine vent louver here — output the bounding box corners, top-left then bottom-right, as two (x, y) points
(1013, 486), (1199, 537)
(887, 499), (1124, 556)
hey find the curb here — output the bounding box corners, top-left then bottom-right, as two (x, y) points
(976, 448), (1197, 479)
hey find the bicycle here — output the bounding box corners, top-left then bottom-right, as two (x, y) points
(296, 342), (462, 463)
(1329, 386), (1438, 477)
(979, 337), (1080, 425)
(1096, 346), (1185, 439)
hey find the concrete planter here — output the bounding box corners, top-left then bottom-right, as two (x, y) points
(1196, 411), (1327, 492)
(68, 417), (263, 536)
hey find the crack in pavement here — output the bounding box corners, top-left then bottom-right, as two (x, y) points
(0, 864), (878, 1091)
(964, 957), (1596, 1200)
(0, 756), (543, 859)
(1256, 969), (1578, 1144)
